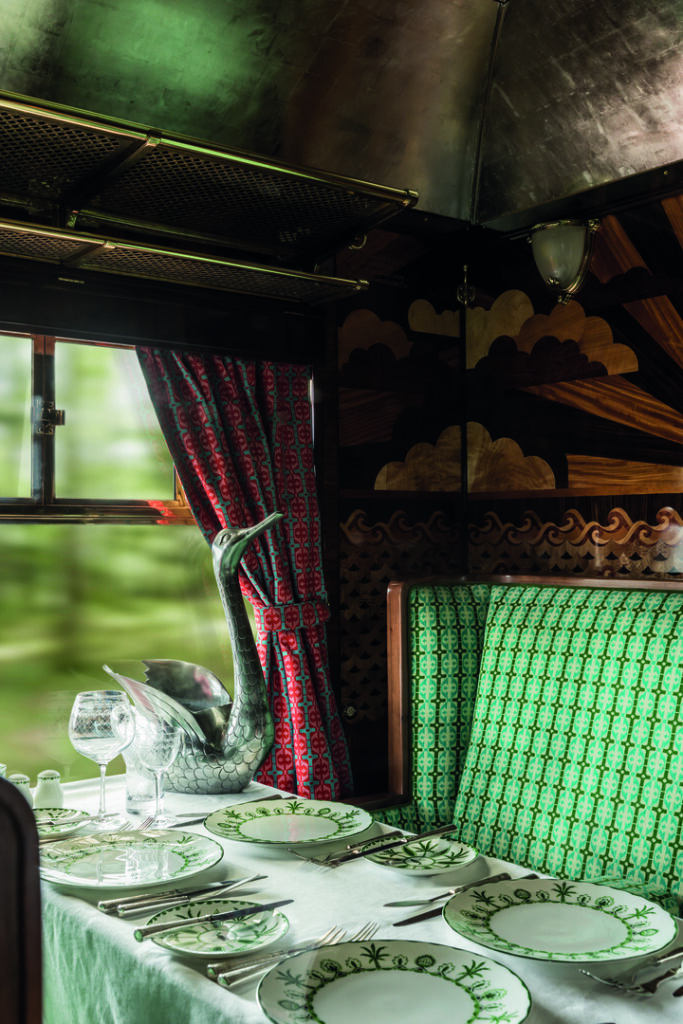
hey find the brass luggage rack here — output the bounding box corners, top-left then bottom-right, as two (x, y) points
(0, 91), (418, 304)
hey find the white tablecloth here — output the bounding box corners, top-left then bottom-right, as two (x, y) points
(41, 777), (682, 1024)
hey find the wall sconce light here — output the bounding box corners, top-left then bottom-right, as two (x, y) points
(529, 219), (600, 304)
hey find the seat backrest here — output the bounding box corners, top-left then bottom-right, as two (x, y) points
(453, 582), (683, 901)
(0, 776), (42, 1024)
(375, 579), (491, 832)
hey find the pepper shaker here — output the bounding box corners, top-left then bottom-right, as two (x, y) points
(8, 773), (33, 805)
(34, 769), (64, 809)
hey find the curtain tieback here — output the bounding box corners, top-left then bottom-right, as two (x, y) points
(256, 600), (331, 633)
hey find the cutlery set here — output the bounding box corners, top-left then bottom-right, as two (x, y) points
(209, 921), (379, 988)
(323, 823), (461, 867)
(288, 822), (460, 867)
(205, 925), (344, 981)
(133, 898), (294, 941)
(581, 942), (683, 995)
(390, 872), (513, 925)
(98, 873), (268, 917)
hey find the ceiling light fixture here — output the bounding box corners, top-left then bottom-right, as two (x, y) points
(529, 219), (600, 304)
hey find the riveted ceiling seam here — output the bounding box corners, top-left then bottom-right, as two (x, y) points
(469, 0), (512, 226)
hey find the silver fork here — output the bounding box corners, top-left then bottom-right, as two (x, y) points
(213, 921), (379, 988)
(317, 831), (404, 862)
(580, 944), (683, 995)
(286, 829), (403, 866)
(39, 818), (136, 844)
(207, 925), (345, 981)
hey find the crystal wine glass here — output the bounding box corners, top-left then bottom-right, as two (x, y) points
(132, 712), (183, 827)
(68, 690), (135, 829)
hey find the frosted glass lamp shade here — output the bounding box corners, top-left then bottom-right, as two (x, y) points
(530, 219), (599, 303)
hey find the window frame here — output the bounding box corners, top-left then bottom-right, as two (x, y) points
(0, 331), (195, 525)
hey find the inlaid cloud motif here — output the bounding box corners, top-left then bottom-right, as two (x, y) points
(468, 292), (637, 378)
(374, 423), (555, 492)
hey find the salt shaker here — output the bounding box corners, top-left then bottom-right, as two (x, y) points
(8, 773), (33, 805)
(34, 769), (64, 809)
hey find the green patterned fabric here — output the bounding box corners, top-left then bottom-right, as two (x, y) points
(375, 582), (491, 833)
(453, 584), (683, 907)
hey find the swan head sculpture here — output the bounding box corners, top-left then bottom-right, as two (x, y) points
(211, 511), (284, 577)
(105, 510), (283, 794)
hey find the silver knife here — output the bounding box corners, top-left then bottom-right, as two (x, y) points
(133, 898), (293, 941)
(164, 816), (207, 828)
(392, 871), (540, 926)
(322, 824), (461, 867)
(117, 874), (267, 917)
(97, 875), (260, 913)
(35, 813), (89, 827)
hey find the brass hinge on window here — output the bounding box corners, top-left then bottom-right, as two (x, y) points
(36, 401), (66, 435)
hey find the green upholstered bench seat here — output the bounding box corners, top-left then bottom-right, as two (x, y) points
(373, 579), (491, 833)
(453, 582), (683, 909)
(374, 575), (683, 913)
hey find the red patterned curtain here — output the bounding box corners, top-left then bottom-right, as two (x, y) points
(137, 348), (352, 799)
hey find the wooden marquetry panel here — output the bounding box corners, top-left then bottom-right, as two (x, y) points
(520, 376), (683, 447)
(566, 455), (683, 494)
(469, 506), (683, 578)
(338, 388), (424, 446)
(621, 295), (683, 371)
(661, 195), (683, 248)
(468, 423), (555, 492)
(591, 214), (648, 280)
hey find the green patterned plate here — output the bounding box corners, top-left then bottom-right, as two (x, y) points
(149, 897), (289, 958)
(34, 807), (91, 839)
(39, 829), (224, 889)
(443, 878), (677, 962)
(204, 798), (373, 847)
(257, 939), (530, 1024)
(365, 836), (478, 875)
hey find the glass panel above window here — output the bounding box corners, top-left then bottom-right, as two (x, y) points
(55, 342), (175, 500)
(0, 335), (31, 498)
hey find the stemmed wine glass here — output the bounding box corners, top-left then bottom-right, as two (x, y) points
(68, 690), (135, 829)
(132, 712), (183, 827)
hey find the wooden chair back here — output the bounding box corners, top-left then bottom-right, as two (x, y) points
(0, 777), (42, 1024)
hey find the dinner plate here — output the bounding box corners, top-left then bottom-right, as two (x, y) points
(34, 807), (91, 839)
(257, 939), (530, 1024)
(149, 897), (289, 958)
(204, 798), (373, 847)
(39, 829), (224, 889)
(443, 877), (677, 963)
(365, 836), (478, 875)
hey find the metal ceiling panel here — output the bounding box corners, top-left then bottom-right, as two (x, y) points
(0, 0), (496, 222)
(478, 0), (683, 226)
(0, 0), (682, 231)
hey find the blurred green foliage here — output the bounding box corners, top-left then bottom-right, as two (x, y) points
(0, 522), (234, 785)
(0, 338), (237, 787)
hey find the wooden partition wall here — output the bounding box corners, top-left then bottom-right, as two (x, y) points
(331, 190), (683, 795)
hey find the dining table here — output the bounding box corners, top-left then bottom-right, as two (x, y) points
(40, 775), (682, 1024)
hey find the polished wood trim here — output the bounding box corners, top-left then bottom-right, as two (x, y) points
(475, 573), (683, 591)
(0, 500), (196, 525)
